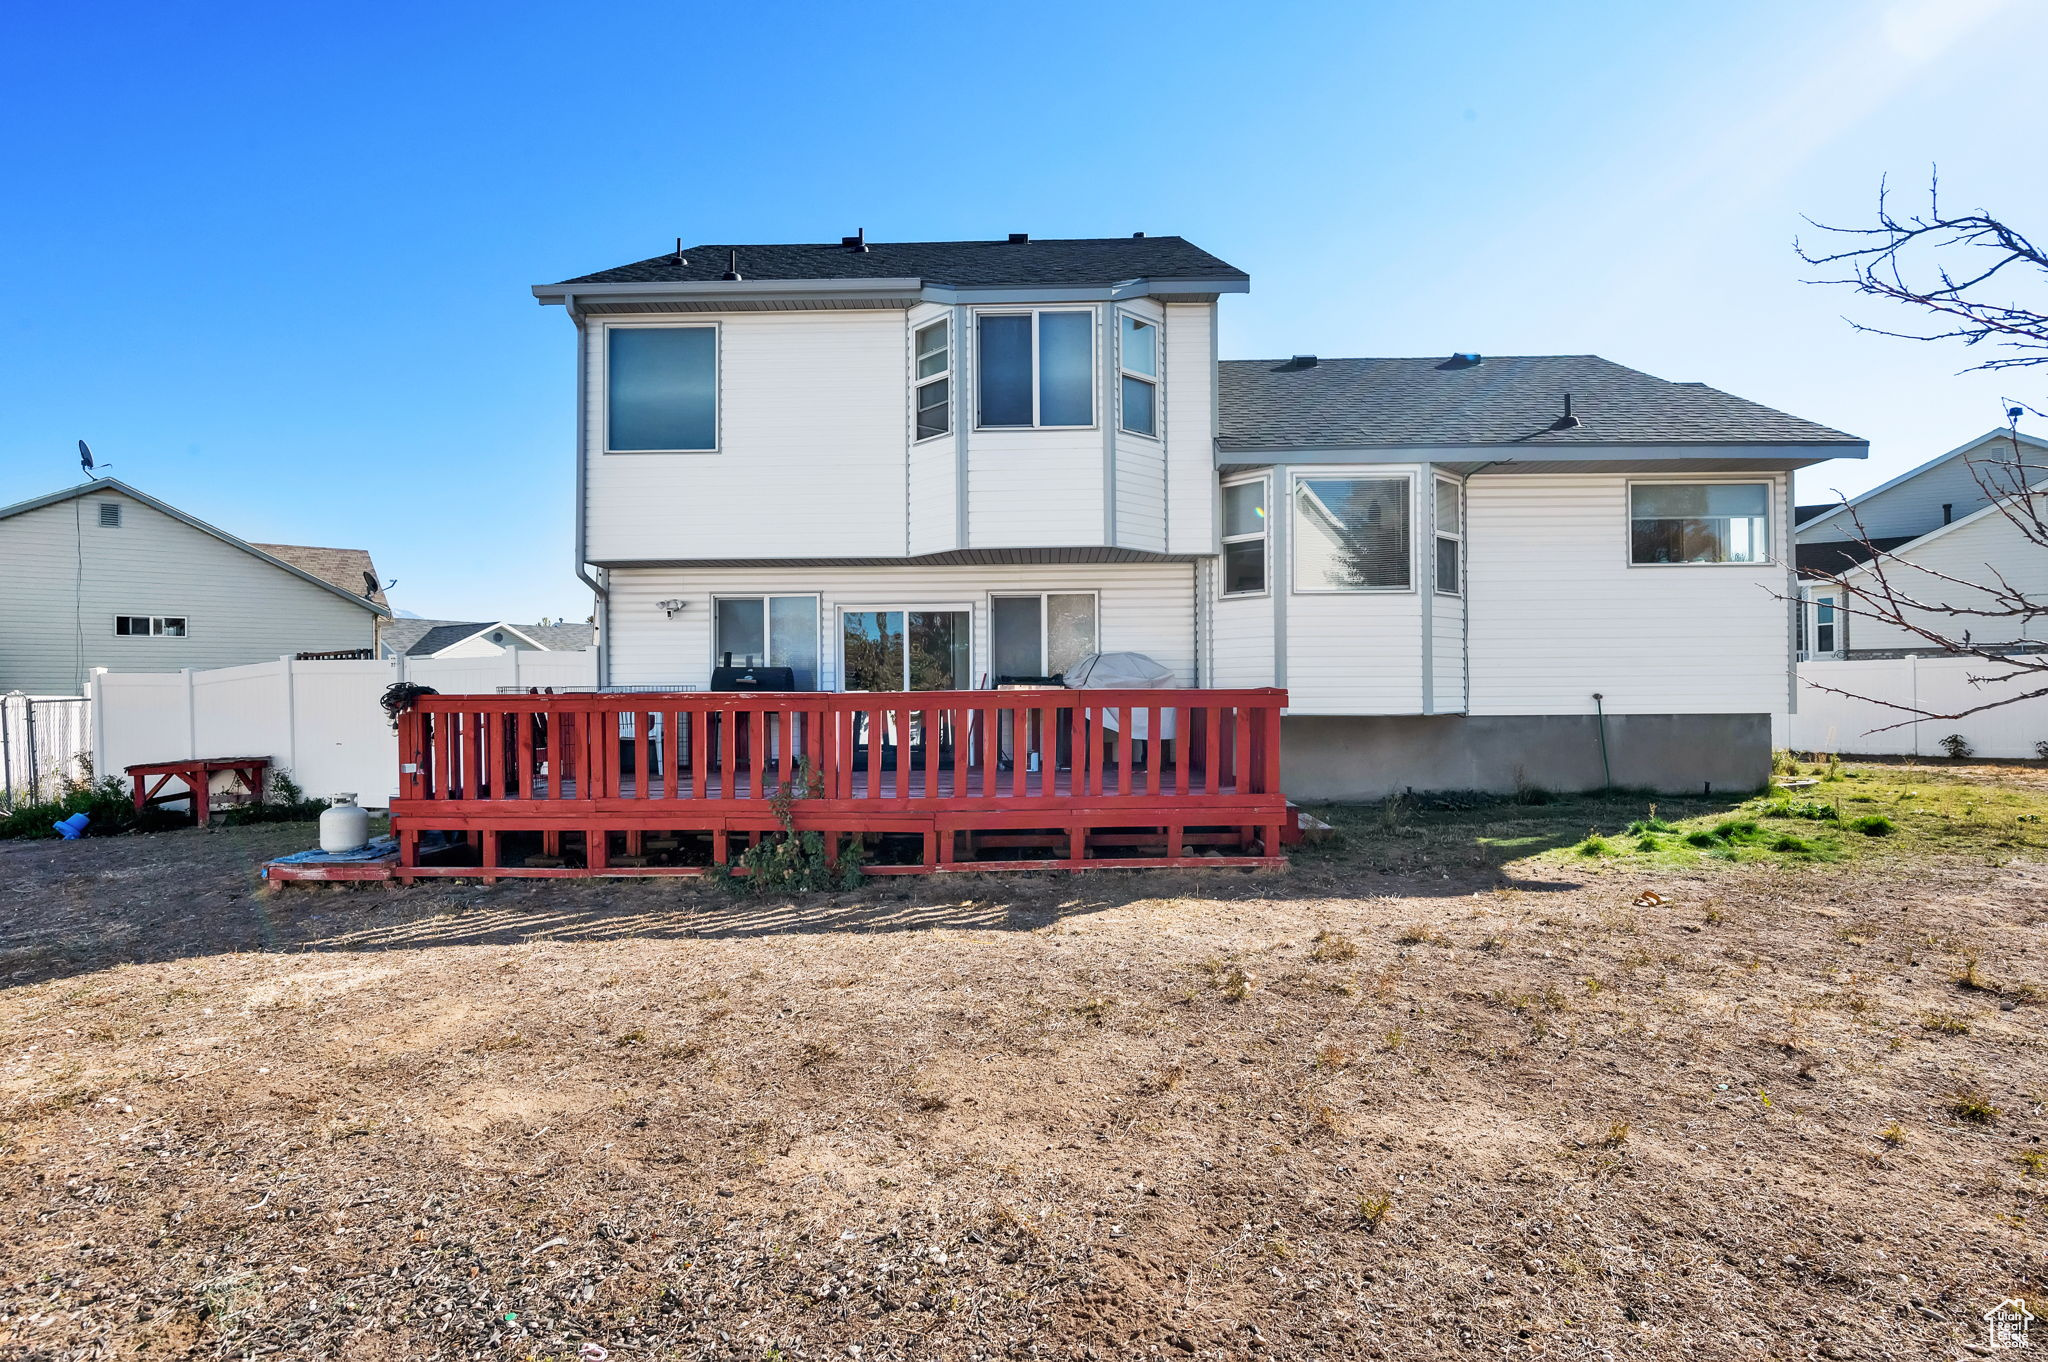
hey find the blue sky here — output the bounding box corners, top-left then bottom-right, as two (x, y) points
(3, 0), (2042, 621)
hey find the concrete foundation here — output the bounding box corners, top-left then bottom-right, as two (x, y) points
(1280, 713), (1772, 802)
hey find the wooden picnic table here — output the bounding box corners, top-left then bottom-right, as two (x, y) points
(125, 756), (269, 824)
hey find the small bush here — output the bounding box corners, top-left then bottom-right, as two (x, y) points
(710, 759), (863, 897)
(1938, 733), (1974, 760)
(1576, 834), (1614, 857)
(1849, 814), (1897, 837)
(1947, 1087), (2000, 1123)
(0, 775), (157, 841)
(1713, 819), (1762, 843)
(1684, 829), (1718, 849)
(1772, 749), (1801, 776)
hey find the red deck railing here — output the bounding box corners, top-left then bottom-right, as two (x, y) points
(389, 688), (1289, 878)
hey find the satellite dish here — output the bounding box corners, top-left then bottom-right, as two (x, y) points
(78, 440), (109, 477)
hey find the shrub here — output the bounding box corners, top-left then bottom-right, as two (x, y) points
(1771, 749), (1801, 776)
(1938, 733), (1974, 760)
(217, 769), (330, 827)
(1849, 814), (1897, 837)
(0, 775), (147, 840)
(1576, 834), (1614, 857)
(709, 759), (863, 897)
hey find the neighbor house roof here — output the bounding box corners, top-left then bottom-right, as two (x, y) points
(382, 618), (595, 657)
(1216, 355), (1863, 452)
(1794, 537), (1920, 578)
(249, 543), (386, 607)
(0, 478), (389, 617)
(546, 235), (1247, 291)
(1793, 428), (2048, 539)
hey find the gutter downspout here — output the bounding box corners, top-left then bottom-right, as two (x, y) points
(567, 295), (610, 688)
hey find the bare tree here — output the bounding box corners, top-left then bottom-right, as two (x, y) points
(1793, 175), (2048, 726)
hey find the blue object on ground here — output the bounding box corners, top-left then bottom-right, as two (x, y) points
(53, 813), (89, 839)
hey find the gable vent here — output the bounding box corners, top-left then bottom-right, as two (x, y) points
(98, 502), (121, 528)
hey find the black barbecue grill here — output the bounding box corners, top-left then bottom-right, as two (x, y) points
(710, 661), (798, 691)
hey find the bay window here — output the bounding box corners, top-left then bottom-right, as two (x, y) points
(1293, 475), (1412, 592)
(1119, 313), (1158, 437)
(977, 310), (1093, 428)
(607, 325), (717, 452)
(914, 320), (950, 440)
(1629, 483), (1769, 565)
(1434, 476), (1462, 595)
(1221, 477), (1268, 595)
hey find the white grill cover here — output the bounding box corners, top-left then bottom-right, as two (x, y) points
(1063, 652), (1177, 738)
(1062, 652), (1176, 690)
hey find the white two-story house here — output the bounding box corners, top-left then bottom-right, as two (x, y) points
(532, 234), (1864, 799)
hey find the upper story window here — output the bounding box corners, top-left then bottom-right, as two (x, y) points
(1630, 482), (1769, 564)
(1119, 314), (1158, 437)
(116, 615), (186, 637)
(977, 310), (1093, 428)
(1221, 477), (1268, 596)
(607, 325), (717, 452)
(98, 502), (122, 528)
(1434, 477), (1462, 595)
(1293, 475), (1412, 592)
(914, 320), (950, 440)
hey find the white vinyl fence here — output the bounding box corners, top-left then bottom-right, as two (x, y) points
(91, 651), (597, 809)
(1, 694), (93, 808)
(1776, 656), (2048, 758)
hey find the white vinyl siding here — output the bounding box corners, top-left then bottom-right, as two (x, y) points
(0, 492), (380, 696)
(905, 302), (959, 555)
(606, 562), (1197, 691)
(1842, 501), (2048, 652)
(1466, 473), (1791, 715)
(966, 427), (1105, 549)
(1162, 304), (1215, 556)
(1798, 433), (2036, 545)
(585, 309), (910, 562)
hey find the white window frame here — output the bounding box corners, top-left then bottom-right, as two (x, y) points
(972, 307), (1098, 431)
(835, 602), (976, 692)
(1289, 470), (1416, 595)
(115, 615), (187, 637)
(1625, 478), (1775, 568)
(1220, 474), (1271, 599)
(710, 594), (821, 680)
(1433, 474), (1463, 597)
(986, 591), (1102, 678)
(1808, 587), (1842, 657)
(912, 316), (951, 443)
(1117, 310), (1160, 439)
(601, 320), (721, 455)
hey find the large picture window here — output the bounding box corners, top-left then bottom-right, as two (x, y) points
(713, 595), (819, 689)
(1119, 313), (1158, 437)
(914, 320), (950, 440)
(977, 310), (1093, 428)
(1630, 483), (1769, 564)
(1293, 475), (1412, 592)
(1221, 478), (1268, 595)
(608, 325), (717, 452)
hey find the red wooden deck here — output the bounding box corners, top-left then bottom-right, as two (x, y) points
(388, 688), (1289, 879)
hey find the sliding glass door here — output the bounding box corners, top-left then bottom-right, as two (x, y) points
(840, 609), (970, 691)
(840, 607), (971, 771)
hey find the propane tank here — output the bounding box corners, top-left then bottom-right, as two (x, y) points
(319, 793), (371, 853)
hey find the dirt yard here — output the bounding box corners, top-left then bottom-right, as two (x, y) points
(2, 762), (2046, 1360)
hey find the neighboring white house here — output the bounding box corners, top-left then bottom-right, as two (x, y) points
(379, 617), (597, 661)
(1794, 429), (2048, 658)
(531, 234), (1865, 798)
(0, 478), (391, 696)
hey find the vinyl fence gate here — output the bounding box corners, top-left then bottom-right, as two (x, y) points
(1, 694), (93, 809)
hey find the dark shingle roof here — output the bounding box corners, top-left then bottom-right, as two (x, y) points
(1794, 537), (1920, 578)
(1217, 355), (1862, 452)
(552, 236), (1246, 289)
(249, 543), (385, 606)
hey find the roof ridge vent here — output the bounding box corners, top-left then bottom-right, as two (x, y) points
(1289, 354), (1318, 369)
(841, 228), (869, 252)
(1007, 232), (1029, 243)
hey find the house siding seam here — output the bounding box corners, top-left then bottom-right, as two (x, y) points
(0, 492), (378, 695)
(605, 562), (1198, 691)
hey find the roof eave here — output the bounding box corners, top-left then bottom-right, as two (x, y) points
(533, 275), (1249, 308)
(1215, 439), (1868, 468)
